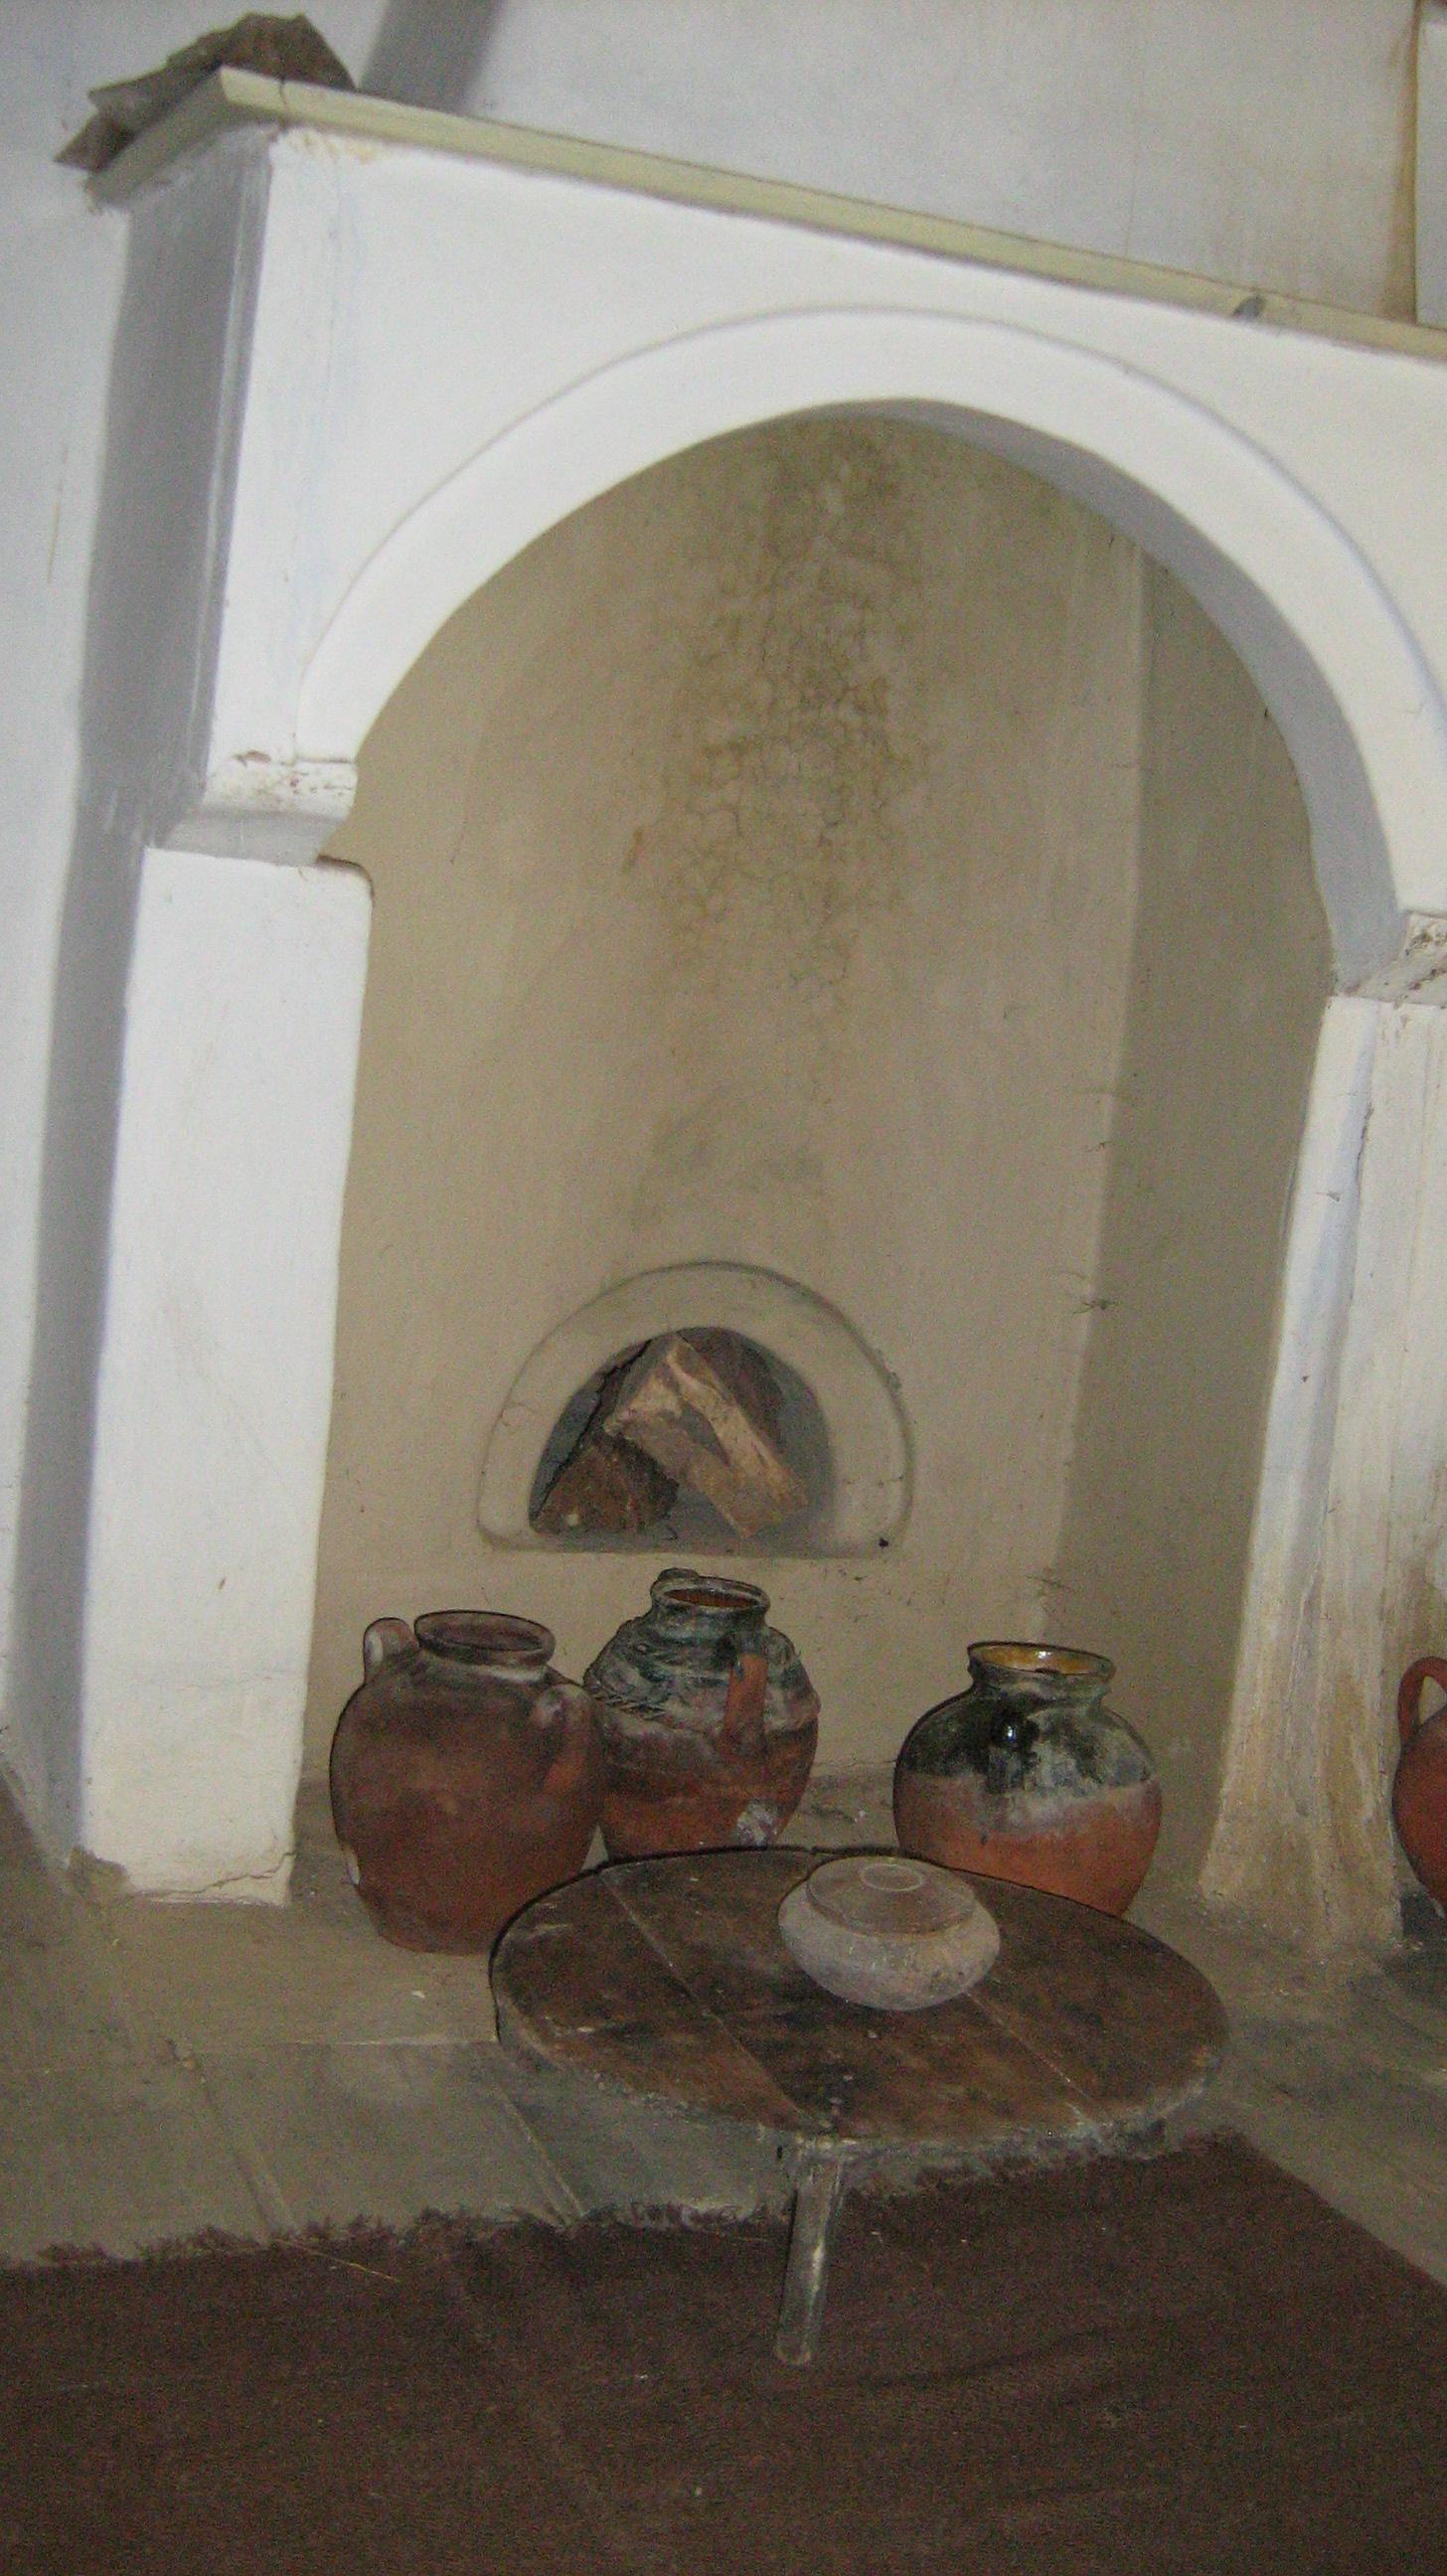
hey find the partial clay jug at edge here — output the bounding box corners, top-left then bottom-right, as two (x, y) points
(329, 1610), (603, 1952)
(1393, 1657), (1447, 1910)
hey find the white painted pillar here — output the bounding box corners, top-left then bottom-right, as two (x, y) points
(1206, 991), (1447, 1948)
(78, 847), (371, 1897)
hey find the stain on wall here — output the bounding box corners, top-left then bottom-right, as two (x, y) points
(621, 431), (917, 1005)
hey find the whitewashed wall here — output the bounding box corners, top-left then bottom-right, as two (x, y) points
(0, 0), (1424, 1818)
(465, 0), (1419, 319)
(0, 3), (388, 1818)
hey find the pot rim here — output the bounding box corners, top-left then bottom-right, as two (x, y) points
(650, 1566), (770, 1620)
(968, 1639), (1114, 1687)
(413, 1610), (556, 1672)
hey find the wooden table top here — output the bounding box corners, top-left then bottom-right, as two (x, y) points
(492, 1849), (1227, 2163)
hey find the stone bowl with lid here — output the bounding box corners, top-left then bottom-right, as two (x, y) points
(777, 1852), (1000, 2010)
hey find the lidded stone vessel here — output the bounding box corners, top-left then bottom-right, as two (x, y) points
(893, 1641), (1161, 1916)
(583, 1567), (819, 1858)
(329, 1611), (603, 1952)
(778, 1852), (1000, 2010)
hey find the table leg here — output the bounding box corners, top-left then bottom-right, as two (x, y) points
(774, 2147), (848, 2366)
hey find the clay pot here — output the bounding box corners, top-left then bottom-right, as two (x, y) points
(1392, 1657), (1447, 1910)
(893, 1641), (1161, 1915)
(329, 1611), (603, 1952)
(582, 1567), (819, 1858)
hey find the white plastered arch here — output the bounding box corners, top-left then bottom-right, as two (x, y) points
(65, 127), (1447, 1933)
(297, 306), (1447, 990)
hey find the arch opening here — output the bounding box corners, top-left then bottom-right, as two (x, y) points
(304, 408), (1330, 1898)
(299, 310), (1447, 992)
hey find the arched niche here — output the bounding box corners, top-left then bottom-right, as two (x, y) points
(479, 1265), (909, 1555)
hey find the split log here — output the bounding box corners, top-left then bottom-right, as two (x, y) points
(533, 1430), (677, 1537)
(684, 1327), (786, 1444)
(606, 1332), (807, 1538)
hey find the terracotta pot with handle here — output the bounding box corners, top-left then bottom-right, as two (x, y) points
(1392, 1657), (1447, 1910)
(583, 1567), (819, 1857)
(329, 1610), (603, 1952)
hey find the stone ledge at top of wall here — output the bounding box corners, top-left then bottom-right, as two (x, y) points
(83, 66), (1447, 370)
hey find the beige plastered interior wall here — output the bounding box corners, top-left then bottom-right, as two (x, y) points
(305, 419), (1328, 1877)
(1053, 564), (1331, 1875)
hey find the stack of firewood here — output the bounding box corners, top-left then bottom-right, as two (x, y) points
(534, 1330), (807, 1541)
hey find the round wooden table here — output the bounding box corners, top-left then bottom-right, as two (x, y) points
(492, 1848), (1226, 2363)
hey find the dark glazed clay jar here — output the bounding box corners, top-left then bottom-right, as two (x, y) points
(1393, 1657), (1447, 1910)
(329, 1611), (603, 1952)
(893, 1641), (1161, 1915)
(583, 1567), (820, 1858)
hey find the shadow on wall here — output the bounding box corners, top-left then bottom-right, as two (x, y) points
(4, 181), (249, 1845)
(363, 0), (501, 110)
(1048, 564), (1331, 1881)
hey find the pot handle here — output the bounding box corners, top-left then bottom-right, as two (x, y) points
(541, 1693), (596, 1803)
(721, 1651), (769, 1763)
(363, 1617), (415, 1678)
(1397, 1658), (1447, 1748)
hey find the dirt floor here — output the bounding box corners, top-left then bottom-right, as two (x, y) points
(5, 1770), (1447, 2274)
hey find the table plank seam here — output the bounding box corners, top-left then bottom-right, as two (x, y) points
(602, 1872), (826, 2141)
